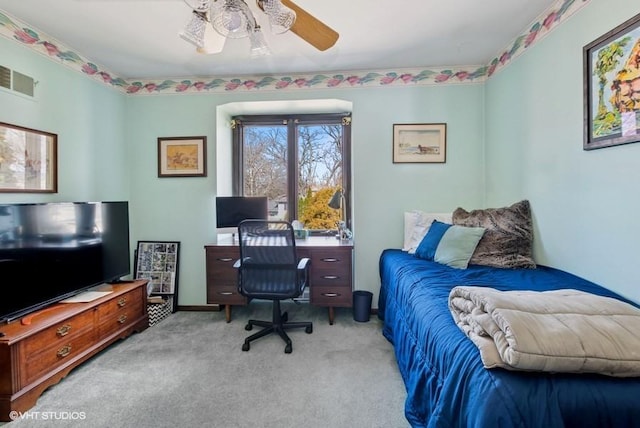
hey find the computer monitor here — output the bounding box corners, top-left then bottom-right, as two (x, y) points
(215, 196), (268, 236)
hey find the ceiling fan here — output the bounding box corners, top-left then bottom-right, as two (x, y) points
(180, 0), (339, 56)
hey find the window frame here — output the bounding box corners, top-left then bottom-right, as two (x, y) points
(231, 113), (352, 233)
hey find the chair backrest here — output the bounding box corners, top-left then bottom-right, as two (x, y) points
(237, 219), (302, 300)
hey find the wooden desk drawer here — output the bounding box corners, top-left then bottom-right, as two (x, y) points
(208, 284), (246, 305)
(311, 285), (352, 307)
(206, 249), (239, 282)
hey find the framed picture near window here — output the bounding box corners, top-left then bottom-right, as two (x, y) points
(583, 12), (640, 150)
(0, 122), (57, 193)
(393, 123), (446, 163)
(134, 241), (180, 312)
(157, 136), (207, 177)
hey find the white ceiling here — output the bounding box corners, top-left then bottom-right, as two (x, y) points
(0, 0), (556, 80)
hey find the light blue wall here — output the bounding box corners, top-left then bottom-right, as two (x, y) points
(16, 2), (639, 309)
(0, 39), (128, 204)
(125, 85), (486, 306)
(485, 0), (640, 302)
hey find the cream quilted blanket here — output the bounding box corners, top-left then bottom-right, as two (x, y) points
(448, 286), (640, 377)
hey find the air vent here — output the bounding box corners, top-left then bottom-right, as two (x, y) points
(12, 71), (35, 97)
(0, 65), (10, 90)
(0, 65), (36, 98)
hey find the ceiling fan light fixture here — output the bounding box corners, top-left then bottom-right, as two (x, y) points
(249, 24), (271, 57)
(196, 15), (226, 54)
(183, 0), (212, 13)
(260, 0), (296, 35)
(179, 11), (208, 48)
(211, 0), (253, 39)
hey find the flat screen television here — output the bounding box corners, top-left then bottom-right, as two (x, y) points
(0, 201), (131, 323)
(215, 196), (268, 234)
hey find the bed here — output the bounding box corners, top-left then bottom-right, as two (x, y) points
(378, 203), (640, 428)
(378, 248), (640, 428)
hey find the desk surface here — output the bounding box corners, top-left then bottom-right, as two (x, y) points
(213, 234), (353, 248)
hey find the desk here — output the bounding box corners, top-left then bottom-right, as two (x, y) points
(205, 236), (353, 325)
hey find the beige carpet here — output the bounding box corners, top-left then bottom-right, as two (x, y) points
(5, 302), (409, 427)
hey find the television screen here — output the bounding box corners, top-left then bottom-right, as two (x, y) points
(216, 196), (268, 230)
(0, 201), (131, 322)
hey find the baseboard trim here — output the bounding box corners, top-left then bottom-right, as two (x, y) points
(176, 304), (222, 312)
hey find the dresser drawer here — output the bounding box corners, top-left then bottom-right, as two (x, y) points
(22, 325), (97, 385)
(97, 289), (144, 320)
(97, 289), (145, 338)
(22, 309), (95, 356)
(311, 285), (352, 307)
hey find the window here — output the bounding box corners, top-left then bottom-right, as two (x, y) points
(232, 113), (351, 233)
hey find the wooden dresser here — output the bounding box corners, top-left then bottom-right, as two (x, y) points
(205, 236), (353, 324)
(0, 280), (148, 421)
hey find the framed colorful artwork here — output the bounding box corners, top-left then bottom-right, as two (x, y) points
(393, 123), (447, 163)
(0, 122), (57, 192)
(157, 136), (207, 177)
(583, 12), (640, 150)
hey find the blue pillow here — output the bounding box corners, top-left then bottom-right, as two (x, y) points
(414, 220), (451, 260)
(415, 220), (485, 269)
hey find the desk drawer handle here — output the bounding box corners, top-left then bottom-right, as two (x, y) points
(217, 257), (234, 262)
(57, 345), (72, 358)
(321, 258), (339, 263)
(321, 292), (340, 298)
(56, 324), (72, 337)
(218, 291), (234, 296)
(117, 297), (127, 307)
(322, 275), (339, 280)
(117, 315), (127, 324)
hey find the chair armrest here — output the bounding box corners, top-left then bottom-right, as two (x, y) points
(297, 257), (310, 271)
(233, 259), (241, 269)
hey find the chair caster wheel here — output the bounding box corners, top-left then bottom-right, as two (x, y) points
(242, 342), (250, 351)
(245, 323), (252, 331)
(305, 325), (313, 334)
(284, 343), (292, 353)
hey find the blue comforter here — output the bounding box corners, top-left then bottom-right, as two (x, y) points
(378, 249), (640, 428)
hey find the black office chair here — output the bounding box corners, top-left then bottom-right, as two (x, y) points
(235, 219), (313, 353)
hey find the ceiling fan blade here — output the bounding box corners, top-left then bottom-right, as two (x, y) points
(281, 0), (339, 51)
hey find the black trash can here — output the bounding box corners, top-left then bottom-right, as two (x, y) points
(353, 290), (373, 322)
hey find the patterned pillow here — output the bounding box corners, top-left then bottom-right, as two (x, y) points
(452, 200), (536, 269)
(403, 211), (453, 254)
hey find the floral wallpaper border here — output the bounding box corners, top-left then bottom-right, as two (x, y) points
(0, 0), (588, 95)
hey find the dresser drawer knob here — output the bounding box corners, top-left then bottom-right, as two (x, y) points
(117, 315), (127, 324)
(56, 324), (72, 337)
(321, 292), (340, 298)
(321, 257), (339, 263)
(57, 345), (72, 358)
(322, 275), (339, 280)
(117, 297), (127, 307)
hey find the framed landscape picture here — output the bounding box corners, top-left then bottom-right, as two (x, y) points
(0, 122), (57, 193)
(157, 136), (207, 177)
(393, 123), (447, 163)
(583, 12), (640, 150)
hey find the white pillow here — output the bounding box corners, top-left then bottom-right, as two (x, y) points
(403, 211), (453, 254)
